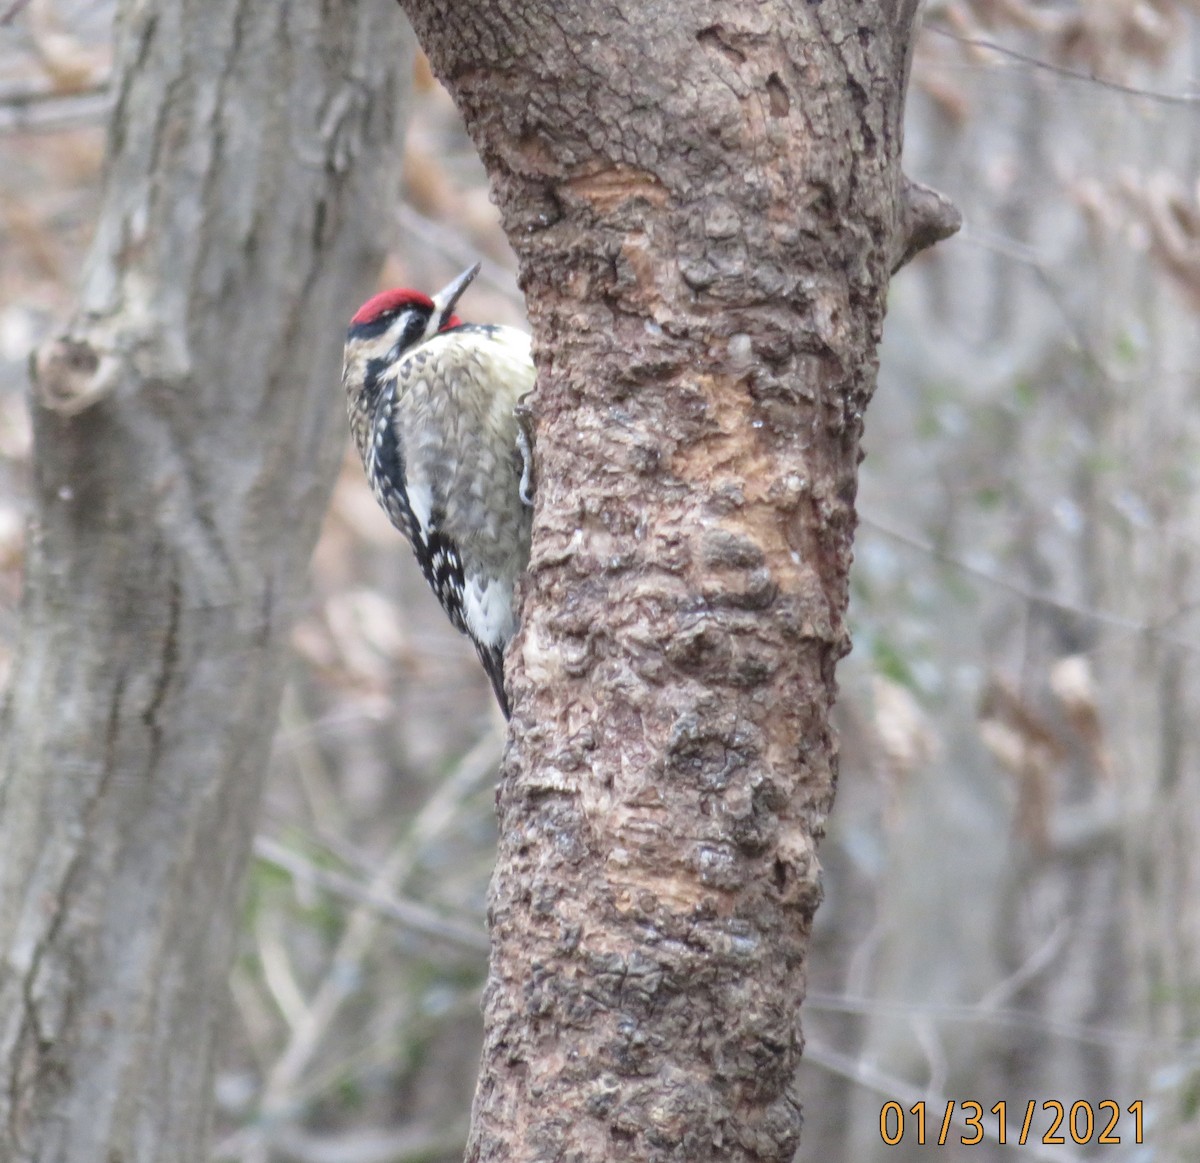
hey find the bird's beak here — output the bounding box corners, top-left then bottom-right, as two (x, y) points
(431, 262), (481, 330)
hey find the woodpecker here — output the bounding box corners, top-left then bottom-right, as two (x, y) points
(342, 262), (535, 716)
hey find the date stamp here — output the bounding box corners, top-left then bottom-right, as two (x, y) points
(880, 1100), (1144, 1146)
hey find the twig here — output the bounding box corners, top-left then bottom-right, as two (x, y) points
(294, 988), (478, 1115)
(859, 511), (1199, 653)
(276, 684), (349, 844)
(926, 25), (1200, 107)
(805, 990), (1153, 1052)
(254, 906), (312, 1033)
(976, 918), (1069, 1011)
(0, 0), (32, 26)
(395, 202), (521, 305)
(247, 726), (500, 1149)
(214, 1120), (467, 1163)
(0, 82), (112, 134)
(253, 834), (488, 954)
(803, 1035), (1085, 1161)
(272, 1123), (466, 1163)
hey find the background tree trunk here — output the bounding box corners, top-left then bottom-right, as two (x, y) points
(0, 1), (408, 1160)
(398, 1), (956, 1159)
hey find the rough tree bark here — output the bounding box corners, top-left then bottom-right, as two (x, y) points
(396, 1), (958, 1160)
(0, 2), (407, 1160)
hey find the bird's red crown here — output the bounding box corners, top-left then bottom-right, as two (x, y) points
(350, 288), (434, 327)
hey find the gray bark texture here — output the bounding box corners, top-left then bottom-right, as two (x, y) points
(0, 1), (408, 1160)
(395, 1), (958, 1160)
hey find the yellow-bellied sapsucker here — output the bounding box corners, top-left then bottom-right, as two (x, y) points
(342, 263), (534, 716)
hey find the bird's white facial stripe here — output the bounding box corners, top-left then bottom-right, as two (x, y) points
(463, 575), (514, 650)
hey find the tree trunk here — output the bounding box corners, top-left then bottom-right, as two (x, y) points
(397, 1), (957, 1159)
(0, 2), (408, 1160)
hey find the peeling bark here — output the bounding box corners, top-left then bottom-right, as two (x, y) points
(0, 2), (408, 1160)
(396, 0), (957, 1160)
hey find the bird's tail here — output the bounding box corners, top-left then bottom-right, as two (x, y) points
(479, 642), (510, 718)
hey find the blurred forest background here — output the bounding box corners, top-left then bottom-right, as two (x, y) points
(1, 0), (1198, 1159)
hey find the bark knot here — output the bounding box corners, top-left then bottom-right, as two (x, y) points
(31, 335), (121, 417)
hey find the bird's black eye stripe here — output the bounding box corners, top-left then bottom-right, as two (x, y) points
(348, 315), (393, 341)
(348, 307), (432, 349)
